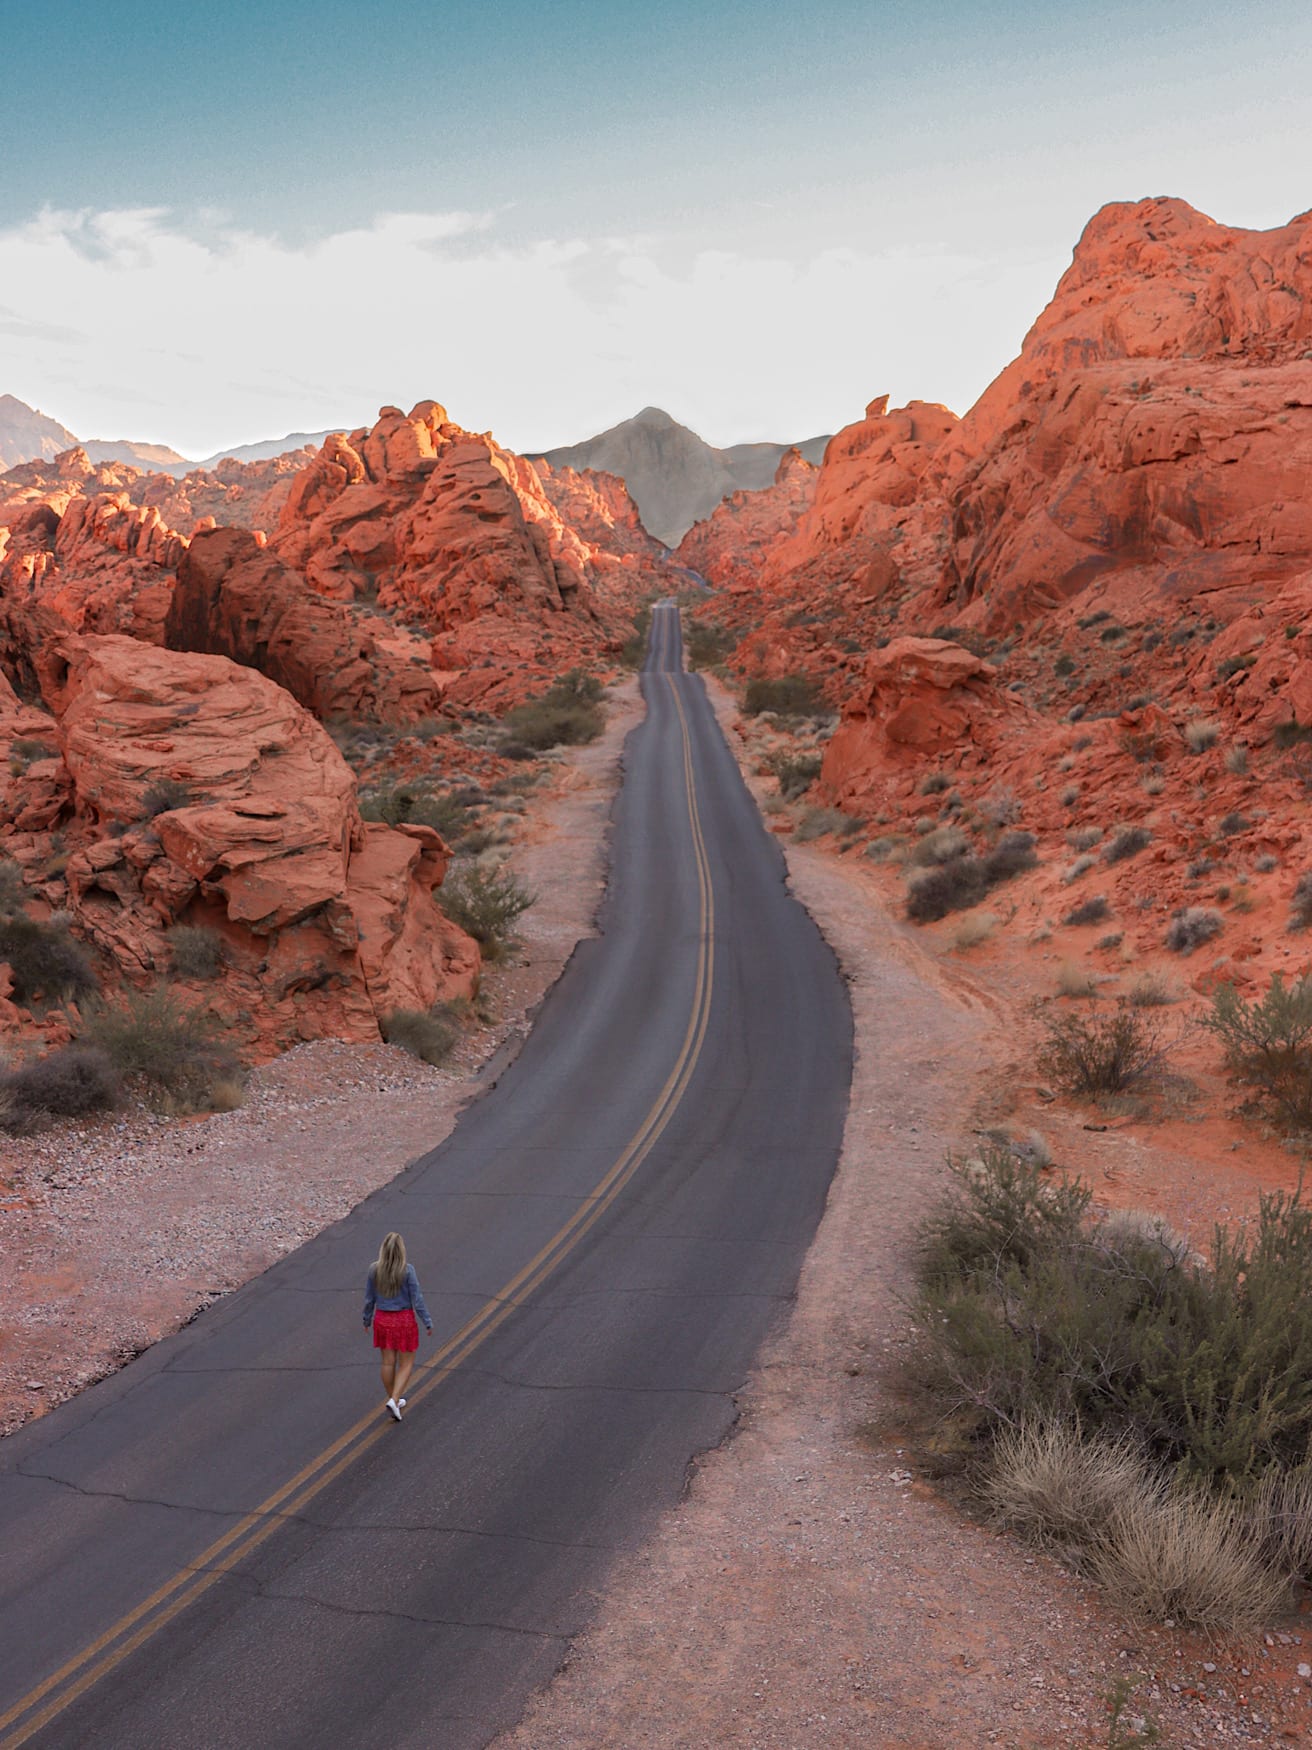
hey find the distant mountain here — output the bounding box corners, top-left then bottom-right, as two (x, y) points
(195, 431), (336, 469)
(82, 439), (193, 475)
(0, 394), (339, 478)
(0, 394), (79, 469)
(533, 406), (831, 546)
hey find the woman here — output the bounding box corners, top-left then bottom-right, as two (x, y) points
(363, 1232), (433, 1420)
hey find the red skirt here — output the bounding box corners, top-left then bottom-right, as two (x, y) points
(372, 1308), (419, 1352)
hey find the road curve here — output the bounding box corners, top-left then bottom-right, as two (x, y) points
(0, 603), (853, 1749)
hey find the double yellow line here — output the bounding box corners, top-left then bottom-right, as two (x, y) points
(1, 651), (713, 1750)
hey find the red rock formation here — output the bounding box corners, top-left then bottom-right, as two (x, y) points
(2, 635), (478, 1055)
(167, 526), (441, 724)
(674, 449), (818, 591)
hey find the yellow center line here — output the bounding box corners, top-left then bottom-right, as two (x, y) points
(2, 612), (713, 1749)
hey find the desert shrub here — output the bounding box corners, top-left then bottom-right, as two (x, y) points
(1164, 905), (1223, 953)
(1215, 652), (1257, 682)
(166, 924), (225, 980)
(1104, 825), (1152, 865)
(1059, 783), (1079, 807)
(1202, 975), (1312, 1129)
(1068, 826), (1102, 852)
(1142, 772), (1165, 795)
(769, 751), (822, 801)
(909, 825), (969, 867)
(0, 859), (26, 914)
(742, 674), (821, 717)
(986, 830), (1038, 878)
(918, 771), (951, 795)
(1183, 718), (1221, 754)
(685, 619), (735, 669)
(1274, 718), (1312, 750)
(1218, 811), (1251, 836)
(906, 832), (1036, 923)
(951, 913), (995, 951)
(1186, 857), (1215, 880)
(79, 986), (239, 1112)
(0, 914), (95, 1004)
(618, 602), (653, 668)
(1055, 960), (1099, 998)
(1254, 853), (1278, 874)
(1063, 895), (1110, 927)
(1289, 870), (1312, 930)
(381, 1004), (462, 1066)
(1248, 1466), (1312, 1584)
(1062, 854), (1095, 884)
(1054, 652), (1076, 676)
(141, 777), (192, 817)
(440, 864), (534, 958)
(983, 1422), (1148, 1553)
(359, 783), (472, 840)
(11, 737), (55, 761)
(863, 835), (904, 862)
(1, 1045), (118, 1130)
(1038, 1000), (1168, 1094)
(794, 807), (849, 843)
(1224, 743), (1250, 775)
(916, 1150), (1312, 1491)
(1090, 1486), (1287, 1632)
(501, 670), (604, 750)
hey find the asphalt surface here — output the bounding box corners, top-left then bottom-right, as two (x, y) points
(0, 602), (853, 1749)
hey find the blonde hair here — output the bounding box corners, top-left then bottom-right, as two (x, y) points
(374, 1232), (406, 1300)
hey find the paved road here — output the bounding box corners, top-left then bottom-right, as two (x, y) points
(0, 603), (852, 1749)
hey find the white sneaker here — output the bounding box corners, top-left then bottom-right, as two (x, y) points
(386, 1396), (402, 1421)
(397, 1398), (406, 1409)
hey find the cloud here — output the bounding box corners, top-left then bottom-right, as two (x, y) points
(0, 205), (1065, 455)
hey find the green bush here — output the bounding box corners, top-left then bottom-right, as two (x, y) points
(770, 751), (822, 801)
(1063, 894), (1111, 927)
(1164, 905), (1222, 953)
(2, 1045), (118, 1130)
(1202, 975), (1312, 1129)
(742, 674), (822, 717)
(914, 1148), (1312, 1489)
(1104, 825), (1152, 864)
(440, 865), (535, 959)
(500, 670), (604, 750)
(905, 831), (1037, 923)
(381, 1004), (462, 1066)
(80, 985), (240, 1112)
(359, 783), (472, 841)
(166, 923), (225, 980)
(794, 806), (850, 843)
(1038, 1000), (1170, 1095)
(0, 914), (96, 1004)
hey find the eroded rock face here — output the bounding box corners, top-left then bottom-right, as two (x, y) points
(4, 636), (478, 1055)
(167, 526), (441, 724)
(674, 449), (818, 591)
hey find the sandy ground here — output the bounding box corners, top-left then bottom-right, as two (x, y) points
(494, 682), (1312, 1750)
(0, 677), (644, 1437)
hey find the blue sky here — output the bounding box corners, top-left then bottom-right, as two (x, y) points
(1, 0), (1309, 454)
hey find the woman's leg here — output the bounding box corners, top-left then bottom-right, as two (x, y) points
(392, 1350), (416, 1405)
(379, 1350), (397, 1397)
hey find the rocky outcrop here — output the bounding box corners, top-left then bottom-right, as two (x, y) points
(3, 636), (478, 1054)
(674, 448), (818, 590)
(167, 526), (441, 724)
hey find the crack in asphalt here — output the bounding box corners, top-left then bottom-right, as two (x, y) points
(8, 1464), (618, 1554)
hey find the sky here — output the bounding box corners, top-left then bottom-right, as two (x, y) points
(1, 0), (1309, 457)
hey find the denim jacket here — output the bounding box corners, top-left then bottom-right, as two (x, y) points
(362, 1263), (432, 1332)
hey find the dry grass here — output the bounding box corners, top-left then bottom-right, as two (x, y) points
(983, 1422), (1145, 1553)
(951, 912), (996, 951)
(1127, 971), (1174, 1007)
(1056, 959), (1099, 998)
(1091, 1487), (1286, 1632)
(1184, 718), (1221, 754)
